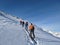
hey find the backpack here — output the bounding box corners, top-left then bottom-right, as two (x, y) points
(29, 25), (34, 30)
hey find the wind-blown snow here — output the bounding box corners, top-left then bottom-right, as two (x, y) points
(0, 11), (60, 45)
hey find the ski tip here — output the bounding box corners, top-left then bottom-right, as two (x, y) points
(33, 40), (37, 44)
(36, 40), (40, 45)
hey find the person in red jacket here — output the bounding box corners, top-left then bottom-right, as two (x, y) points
(20, 20), (24, 27)
(20, 20), (22, 25)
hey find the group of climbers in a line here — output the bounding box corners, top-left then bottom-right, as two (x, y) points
(20, 20), (35, 40)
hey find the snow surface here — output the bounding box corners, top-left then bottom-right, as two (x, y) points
(46, 30), (60, 38)
(0, 11), (60, 45)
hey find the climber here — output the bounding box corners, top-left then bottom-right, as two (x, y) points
(29, 23), (35, 40)
(20, 20), (24, 27)
(20, 20), (22, 25)
(25, 22), (28, 32)
(22, 21), (24, 27)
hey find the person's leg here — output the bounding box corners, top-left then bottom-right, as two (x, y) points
(25, 26), (28, 32)
(26, 26), (28, 32)
(29, 31), (34, 40)
(29, 32), (31, 38)
(22, 24), (23, 27)
(32, 30), (35, 39)
(23, 24), (24, 27)
(22, 23), (23, 27)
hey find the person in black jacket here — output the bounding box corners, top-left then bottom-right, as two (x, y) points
(25, 22), (28, 32)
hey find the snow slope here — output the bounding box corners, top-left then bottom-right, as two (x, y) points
(0, 11), (60, 45)
(45, 30), (60, 38)
(0, 12), (28, 45)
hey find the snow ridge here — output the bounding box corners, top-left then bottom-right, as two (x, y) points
(0, 11), (60, 45)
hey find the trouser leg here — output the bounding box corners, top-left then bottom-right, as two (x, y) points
(32, 30), (35, 39)
(33, 31), (35, 38)
(25, 26), (28, 33)
(29, 31), (34, 40)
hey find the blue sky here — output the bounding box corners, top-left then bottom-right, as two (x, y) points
(0, 0), (60, 32)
